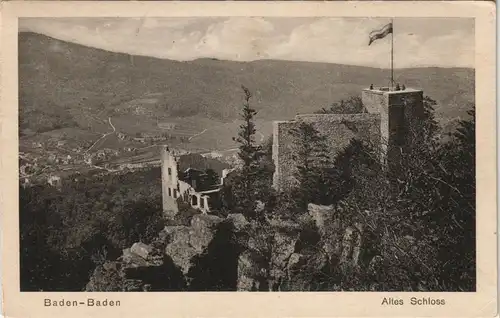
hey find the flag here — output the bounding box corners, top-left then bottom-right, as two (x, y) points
(368, 23), (393, 46)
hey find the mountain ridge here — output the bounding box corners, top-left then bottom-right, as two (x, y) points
(21, 31), (474, 71)
(19, 31), (475, 137)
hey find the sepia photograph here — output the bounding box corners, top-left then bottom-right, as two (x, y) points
(0, 1), (496, 318)
(18, 15), (477, 292)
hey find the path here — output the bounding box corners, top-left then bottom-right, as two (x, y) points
(188, 128), (208, 141)
(84, 117), (116, 154)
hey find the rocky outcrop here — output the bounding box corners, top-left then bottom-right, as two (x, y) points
(307, 203), (366, 268)
(189, 214), (224, 252)
(86, 205), (371, 292)
(237, 218), (300, 291)
(130, 242), (153, 260)
(163, 225), (196, 275)
(86, 238), (167, 292)
(165, 214), (223, 274)
(307, 204), (342, 261)
(237, 250), (261, 291)
(86, 213), (237, 291)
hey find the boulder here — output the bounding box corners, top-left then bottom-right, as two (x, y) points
(121, 248), (150, 268)
(189, 214), (223, 252)
(227, 213), (249, 232)
(130, 242), (153, 260)
(164, 226), (197, 274)
(85, 263), (124, 292)
(163, 216), (224, 275)
(237, 250), (261, 291)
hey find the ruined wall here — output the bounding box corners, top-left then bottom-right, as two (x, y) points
(272, 120), (299, 192)
(272, 113), (381, 192)
(162, 147), (221, 216)
(161, 146), (179, 218)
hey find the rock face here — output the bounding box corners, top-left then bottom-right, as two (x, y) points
(308, 204), (342, 261)
(189, 214), (224, 252)
(237, 219), (300, 291)
(86, 261), (124, 292)
(237, 250), (261, 291)
(85, 205), (370, 292)
(165, 214), (223, 275)
(164, 226), (196, 275)
(86, 239), (166, 292)
(86, 213), (226, 291)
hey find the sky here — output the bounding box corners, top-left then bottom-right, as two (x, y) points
(20, 17), (474, 69)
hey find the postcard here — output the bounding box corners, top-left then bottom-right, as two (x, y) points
(1, 1), (496, 317)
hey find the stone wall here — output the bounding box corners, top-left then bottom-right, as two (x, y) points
(161, 146), (222, 216)
(362, 88), (424, 165)
(161, 146), (179, 218)
(272, 113), (381, 192)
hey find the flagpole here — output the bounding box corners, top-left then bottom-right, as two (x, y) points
(391, 18), (394, 90)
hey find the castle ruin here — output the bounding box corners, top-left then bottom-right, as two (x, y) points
(161, 147), (233, 218)
(161, 86), (425, 213)
(272, 86), (424, 191)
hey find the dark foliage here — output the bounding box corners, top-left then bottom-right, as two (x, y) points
(316, 96), (365, 114)
(288, 121), (332, 207)
(19, 168), (165, 291)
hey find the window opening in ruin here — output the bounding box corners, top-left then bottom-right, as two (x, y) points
(173, 189), (177, 198)
(200, 198), (205, 209)
(192, 195), (198, 206)
(168, 188), (172, 197)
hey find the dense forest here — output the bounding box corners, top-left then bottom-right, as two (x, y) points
(19, 168), (165, 291)
(19, 87), (475, 292)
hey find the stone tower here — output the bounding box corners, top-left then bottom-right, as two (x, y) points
(361, 87), (424, 169)
(161, 146), (179, 218)
(272, 86), (425, 192)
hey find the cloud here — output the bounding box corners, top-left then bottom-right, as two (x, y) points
(193, 17), (284, 60)
(269, 18), (474, 68)
(19, 17), (474, 68)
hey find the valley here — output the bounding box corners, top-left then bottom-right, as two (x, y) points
(18, 31), (475, 186)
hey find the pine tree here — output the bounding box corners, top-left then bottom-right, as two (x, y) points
(224, 86), (264, 220)
(234, 86), (263, 171)
(288, 121), (332, 207)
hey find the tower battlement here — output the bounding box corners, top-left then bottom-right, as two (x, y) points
(272, 87), (425, 191)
